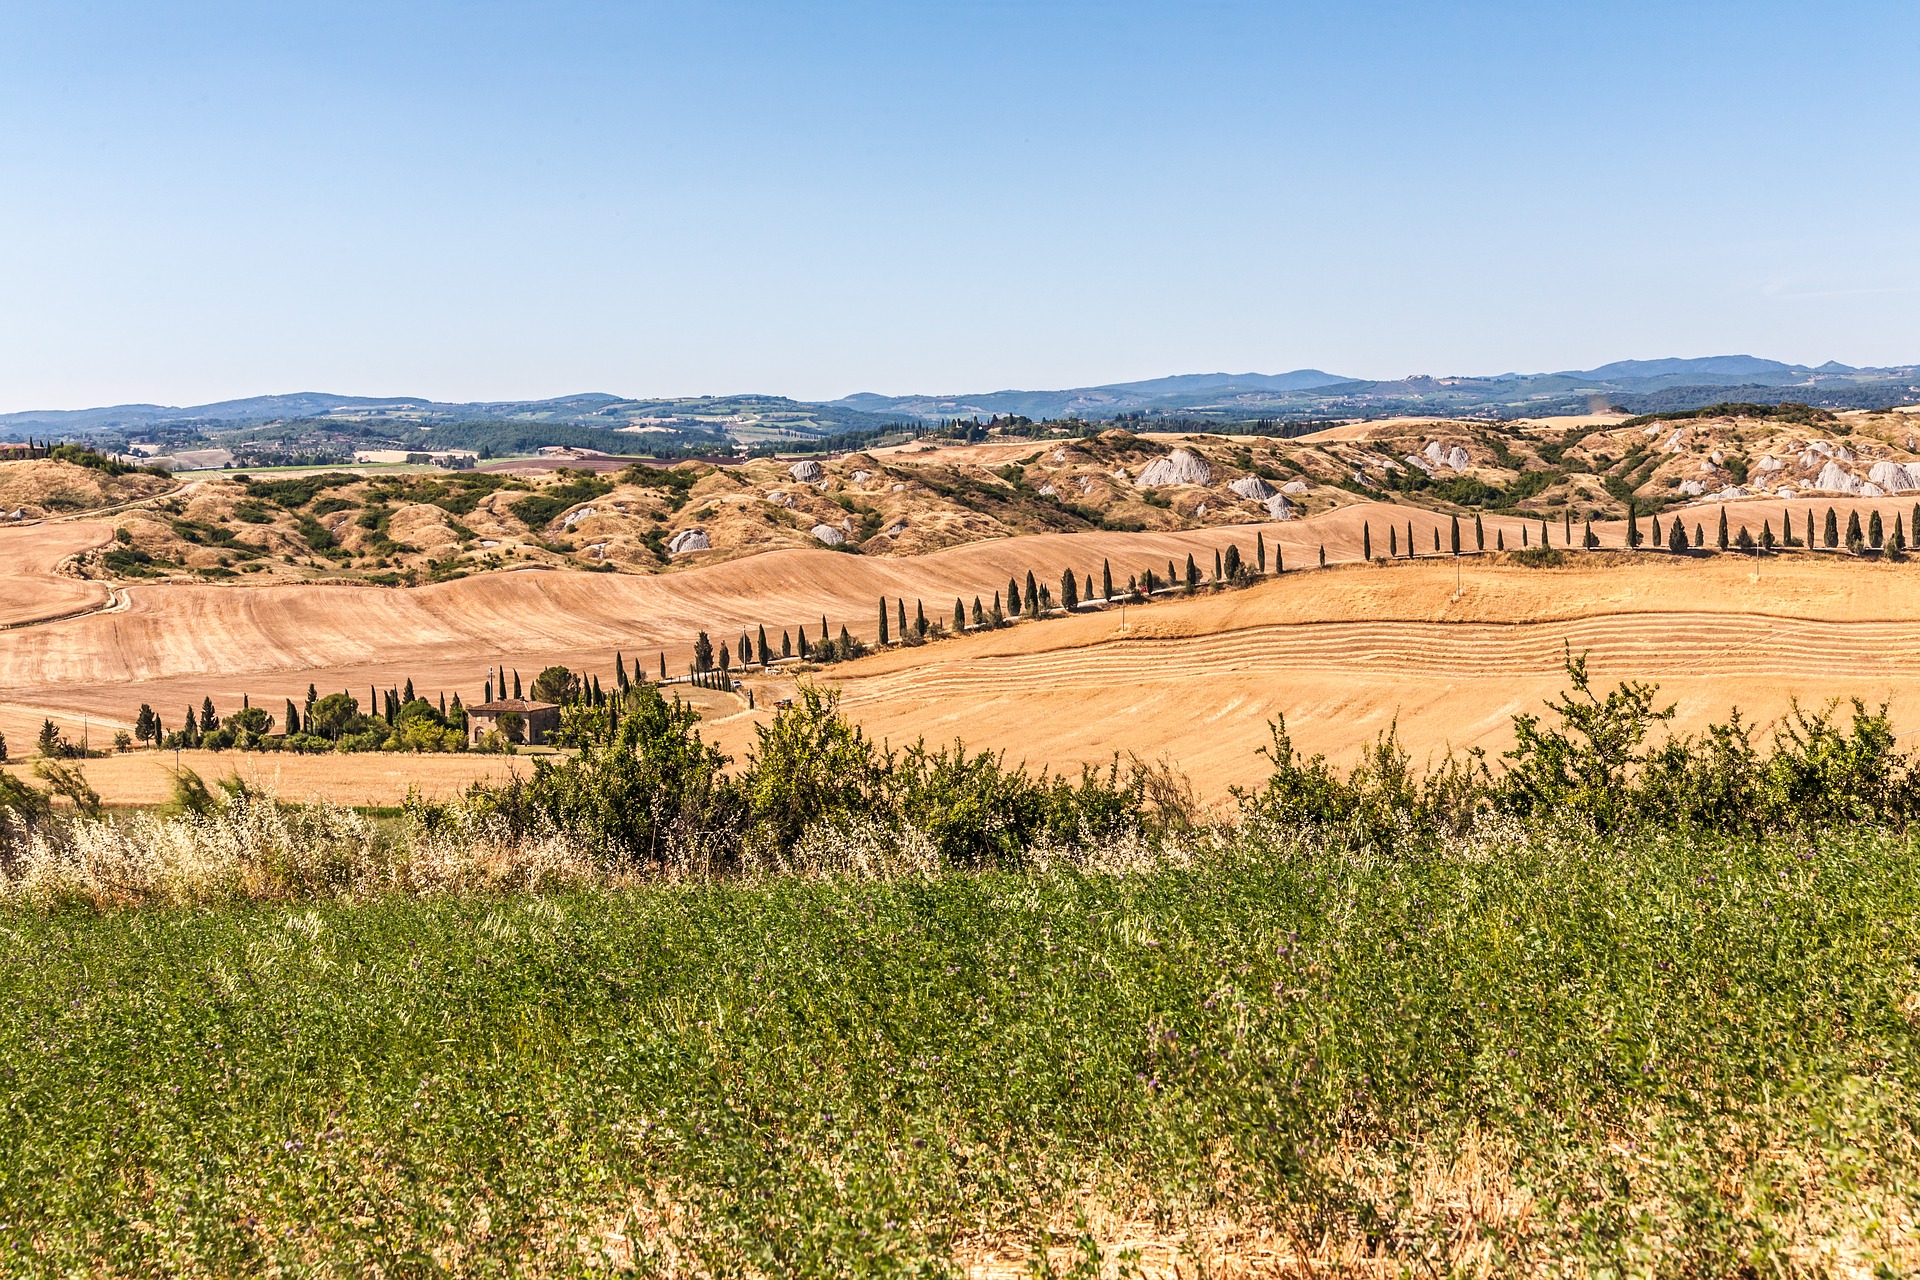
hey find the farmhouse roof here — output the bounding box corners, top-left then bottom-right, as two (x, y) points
(472, 698), (558, 713)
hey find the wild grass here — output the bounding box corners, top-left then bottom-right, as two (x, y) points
(2, 819), (1917, 1275)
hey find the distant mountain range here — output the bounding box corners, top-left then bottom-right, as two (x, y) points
(5, 357), (1917, 447)
(834, 357), (1920, 422)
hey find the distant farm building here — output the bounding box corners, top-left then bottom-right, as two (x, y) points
(466, 697), (560, 746)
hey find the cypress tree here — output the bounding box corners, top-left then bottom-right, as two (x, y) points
(1734, 525), (1753, 551)
(592, 675), (603, 703)
(1540, 518), (1549, 547)
(758, 626), (770, 664)
(1912, 503), (1920, 544)
(1389, 526), (1398, 557)
(972, 596), (984, 626)
(485, 674), (493, 703)
(1449, 515), (1460, 555)
(512, 670), (522, 698)
(1061, 571), (1078, 609)
(201, 697), (217, 732)
(1668, 517), (1688, 553)
(821, 615), (830, 646)
(1869, 510), (1884, 549)
(915, 600), (927, 635)
(781, 631), (791, 659)
(1168, 559), (1176, 588)
(1185, 554), (1199, 589)
(1496, 530), (1505, 551)
(898, 598), (908, 637)
(798, 630), (810, 658)
(1255, 533), (1266, 573)
(992, 591), (1004, 624)
(185, 706), (198, 747)
(719, 644), (731, 673)
(1007, 577), (1021, 615)
(1363, 523), (1373, 560)
(615, 652), (627, 689)
(739, 633), (752, 667)
(1522, 524), (1529, 547)
(693, 632), (713, 672)
(1318, 545), (1326, 567)
(1564, 510), (1572, 544)
(1214, 548), (1223, 582)
(306, 683), (317, 712)
(1224, 544), (1243, 581)
(1274, 542), (1284, 572)
(1762, 521), (1776, 550)
(1474, 514), (1485, 551)
(1584, 519), (1596, 549)
(1025, 571), (1039, 615)
(402, 678), (415, 704)
(1693, 523), (1703, 546)
(1433, 527), (1441, 552)
(879, 598), (889, 644)
(439, 692), (447, 716)
(1102, 558), (1114, 599)
(1896, 515), (1908, 554)
(1716, 507), (1728, 550)
(660, 652), (668, 679)
(1627, 503), (1640, 548)
(1406, 521), (1414, 558)
(840, 626), (852, 652)
(283, 700), (299, 736)
(1084, 572), (1094, 601)
(1804, 510), (1814, 549)
(1845, 510), (1864, 553)
(1822, 507), (1838, 548)
(954, 598), (966, 630)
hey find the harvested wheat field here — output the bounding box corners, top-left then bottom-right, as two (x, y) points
(0, 521), (114, 628)
(9, 497), (1920, 804)
(0, 748), (530, 808)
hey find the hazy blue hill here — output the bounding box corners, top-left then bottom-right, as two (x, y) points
(1561, 356), (1805, 383)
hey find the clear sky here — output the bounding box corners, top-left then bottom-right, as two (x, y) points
(3, 1), (1917, 410)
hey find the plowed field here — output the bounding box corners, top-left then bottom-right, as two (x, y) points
(6, 497), (1920, 805)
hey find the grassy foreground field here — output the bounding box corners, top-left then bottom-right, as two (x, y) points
(4, 826), (1917, 1276)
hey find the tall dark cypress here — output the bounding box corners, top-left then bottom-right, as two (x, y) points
(1255, 533), (1266, 573)
(879, 598), (889, 645)
(1025, 571), (1039, 614)
(1102, 558), (1114, 599)
(1717, 507), (1729, 550)
(1007, 578), (1021, 615)
(1474, 514), (1485, 551)
(1825, 507), (1839, 548)
(954, 598), (965, 630)
(1363, 523), (1372, 560)
(1449, 516), (1460, 555)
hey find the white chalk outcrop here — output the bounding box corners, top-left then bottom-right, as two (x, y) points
(559, 506), (596, 530)
(1281, 479), (1311, 494)
(789, 460), (824, 483)
(1264, 494), (1297, 520)
(1812, 461), (1866, 494)
(1423, 441), (1471, 471)
(810, 523), (846, 546)
(667, 529), (711, 555)
(1868, 460), (1920, 492)
(1228, 476), (1277, 502)
(1134, 449), (1212, 488)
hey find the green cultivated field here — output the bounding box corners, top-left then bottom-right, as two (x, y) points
(4, 827), (1918, 1276)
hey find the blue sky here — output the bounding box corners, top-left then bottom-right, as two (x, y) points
(2, 1), (1916, 409)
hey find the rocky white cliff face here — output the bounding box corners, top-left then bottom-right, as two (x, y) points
(1134, 449), (1212, 488)
(667, 529), (710, 555)
(1228, 476), (1277, 501)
